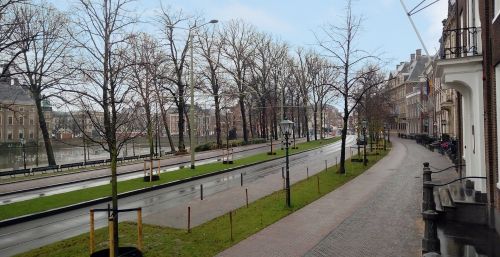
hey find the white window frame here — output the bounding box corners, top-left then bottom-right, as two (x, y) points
(494, 0), (500, 23)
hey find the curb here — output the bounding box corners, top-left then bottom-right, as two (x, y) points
(0, 138), (342, 227)
(0, 143), (277, 197)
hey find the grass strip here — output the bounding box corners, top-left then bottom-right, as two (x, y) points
(0, 137), (340, 221)
(14, 144), (390, 257)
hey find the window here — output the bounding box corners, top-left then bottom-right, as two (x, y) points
(19, 107), (24, 112)
(7, 131), (12, 140)
(19, 117), (24, 125)
(19, 132), (23, 139)
(8, 116), (13, 125)
(29, 131), (34, 139)
(30, 118), (34, 125)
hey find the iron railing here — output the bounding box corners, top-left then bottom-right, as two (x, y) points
(440, 27), (481, 59)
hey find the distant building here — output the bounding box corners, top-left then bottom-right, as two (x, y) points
(0, 74), (53, 144)
(387, 49), (431, 135)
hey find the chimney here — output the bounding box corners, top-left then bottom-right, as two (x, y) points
(411, 54), (415, 61)
(416, 49), (422, 57)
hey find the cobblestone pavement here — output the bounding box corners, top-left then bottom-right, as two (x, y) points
(218, 137), (454, 257)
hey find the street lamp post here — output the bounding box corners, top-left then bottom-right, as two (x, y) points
(20, 138), (26, 170)
(187, 19), (218, 169)
(280, 119), (294, 208)
(362, 119), (368, 166)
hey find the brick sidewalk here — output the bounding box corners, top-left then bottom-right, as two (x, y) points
(217, 138), (453, 257)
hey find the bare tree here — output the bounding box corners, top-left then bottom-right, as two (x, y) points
(197, 25), (225, 148)
(315, 0), (383, 174)
(220, 19), (257, 144)
(13, 0), (73, 166)
(67, 0), (137, 251)
(292, 48), (312, 142)
(157, 8), (201, 153)
(125, 33), (157, 157)
(0, 0), (30, 78)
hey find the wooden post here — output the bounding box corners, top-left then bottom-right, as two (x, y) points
(89, 209), (95, 254)
(229, 211), (233, 241)
(281, 167), (284, 179)
(240, 173), (243, 186)
(143, 161), (146, 178)
(245, 188), (249, 208)
(137, 208), (143, 251)
(200, 184), (204, 200)
(325, 160), (327, 172)
(306, 167), (309, 180)
(187, 206), (191, 233)
(317, 175), (320, 194)
(149, 160), (152, 182)
(108, 216), (115, 257)
(157, 159), (161, 178)
(336, 156), (338, 166)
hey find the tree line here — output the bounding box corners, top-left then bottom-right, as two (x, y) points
(1, 0), (390, 250)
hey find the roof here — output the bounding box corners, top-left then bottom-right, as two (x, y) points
(407, 55), (431, 82)
(0, 78), (35, 106)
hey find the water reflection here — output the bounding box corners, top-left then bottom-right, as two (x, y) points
(0, 143), (169, 170)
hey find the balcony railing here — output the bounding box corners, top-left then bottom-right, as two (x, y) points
(440, 27), (481, 60)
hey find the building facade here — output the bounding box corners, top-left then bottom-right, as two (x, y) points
(0, 76), (53, 144)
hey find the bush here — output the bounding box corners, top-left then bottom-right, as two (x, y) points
(194, 142), (218, 152)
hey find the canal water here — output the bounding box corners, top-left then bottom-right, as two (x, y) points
(0, 143), (170, 171)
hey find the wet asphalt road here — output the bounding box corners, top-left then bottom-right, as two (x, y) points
(0, 136), (355, 257)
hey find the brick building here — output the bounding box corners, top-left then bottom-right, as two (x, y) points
(0, 75), (53, 144)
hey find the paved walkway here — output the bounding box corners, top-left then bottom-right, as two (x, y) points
(217, 137), (454, 257)
(143, 136), (356, 228)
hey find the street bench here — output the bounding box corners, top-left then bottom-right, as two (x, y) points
(0, 168), (30, 178)
(85, 160), (105, 166)
(60, 162), (84, 170)
(31, 165), (59, 174)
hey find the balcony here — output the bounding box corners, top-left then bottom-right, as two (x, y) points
(440, 27), (481, 60)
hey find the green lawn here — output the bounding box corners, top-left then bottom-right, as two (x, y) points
(14, 144), (390, 257)
(0, 137), (340, 221)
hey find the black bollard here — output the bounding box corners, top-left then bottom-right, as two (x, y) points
(422, 210), (440, 254)
(423, 162), (432, 183)
(422, 181), (436, 211)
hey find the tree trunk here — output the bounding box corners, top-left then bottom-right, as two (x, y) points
(313, 107), (318, 141)
(177, 87), (186, 151)
(339, 115), (348, 174)
(239, 96), (248, 143)
(303, 99), (310, 142)
(33, 92), (56, 165)
(160, 105), (176, 153)
(249, 106), (255, 139)
(145, 106), (154, 157)
(214, 94), (222, 148)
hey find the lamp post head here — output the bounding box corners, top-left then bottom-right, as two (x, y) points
(280, 119), (294, 135)
(209, 19), (219, 24)
(361, 119), (367, 129)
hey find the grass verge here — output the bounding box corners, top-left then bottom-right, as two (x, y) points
(0, 137), (340, 221)
(14, 143), (391, 257)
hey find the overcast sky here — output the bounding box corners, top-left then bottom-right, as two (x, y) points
(56, 0), (448, 72)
